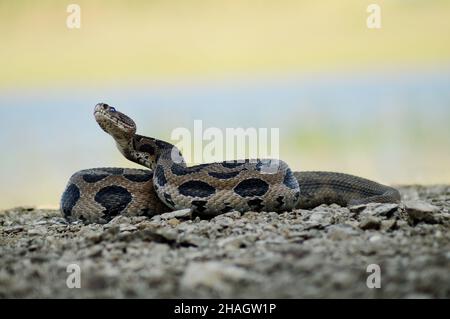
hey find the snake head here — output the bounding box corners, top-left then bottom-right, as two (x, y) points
(94, 103), (136, 140)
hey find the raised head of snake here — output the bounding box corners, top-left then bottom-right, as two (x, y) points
(94, 103), (183, 170)
(94, 103), (136, 141)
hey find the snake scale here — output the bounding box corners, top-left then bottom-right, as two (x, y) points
(60, 103), (401, 223)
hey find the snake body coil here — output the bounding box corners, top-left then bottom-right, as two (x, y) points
(61, 103), (400, 223)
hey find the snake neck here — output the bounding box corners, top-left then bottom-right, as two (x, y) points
(115, 134), (185, 170)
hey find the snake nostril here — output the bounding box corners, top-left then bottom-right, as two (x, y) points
(102, 103), (109, 109)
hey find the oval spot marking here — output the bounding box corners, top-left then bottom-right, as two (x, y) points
(234, 178), (269, 197)
(61, 183), (80, 218)
(283, 168), (299, 190)
(208, 171), (240, 179)
(124, 172), (153, 183)
(94, 185), (132, 220)
(155, 165), (167, 186)
(138, 144), (155, 155)
(171, 163), (208, 176)
(255, 160), (264, 171)
(171, 164), (188, 176)
(179, 180), (216, 198)
(155, 139), (172, 149)
(221, 161), (246, 169)
(83, 174), (108, 183)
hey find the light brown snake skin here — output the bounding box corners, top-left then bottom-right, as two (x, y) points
(60, 103), (401, 223)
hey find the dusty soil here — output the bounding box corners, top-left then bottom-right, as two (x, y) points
(1, 185), (449, 298)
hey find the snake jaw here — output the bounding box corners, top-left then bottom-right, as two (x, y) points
(94, 103), (137, 140)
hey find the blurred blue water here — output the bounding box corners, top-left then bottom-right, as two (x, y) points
(0, 68), (449, 208)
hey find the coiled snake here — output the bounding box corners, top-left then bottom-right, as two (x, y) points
(61, 103), (401, 223)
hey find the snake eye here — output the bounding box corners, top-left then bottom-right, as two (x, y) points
(109, 107), (116, 112)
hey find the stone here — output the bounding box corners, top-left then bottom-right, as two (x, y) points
(155, 228), (178, 241)
(381, 219), (397, 231)
(108, 215), (132, 225)
(359, 216), (381, 230)
(404, 200), (441, 224)
(119, 224), (137, 232)
(349, 204), (369, 214)
(309, 210), (333, 225)
(103, 225), (120, 236)
(178, 234), (205, 247)
(167, 218), (181, 226)
(369, 235), (382, 243)
(351, 203), (399, 217)
(27, 226), (47, 236)
(160, 208), (192, 220)
(3, 225), (24, 234)
(213, 216), (235, 227)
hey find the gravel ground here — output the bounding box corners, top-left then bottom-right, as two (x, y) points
(1, 185), (449, 298)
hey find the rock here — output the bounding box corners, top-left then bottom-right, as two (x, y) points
(50, 217), (69, 225)
(309, 212), (332, 225)
(167, 218), (180, 226)
(217, 235), (257, 249)
(359, 216), (381, 230)
(27, 226), (47, 236)
(351, 203), (399, 217)
(217, 236), (243, 249)
(86, 232), (103, 244)
(178, 234), (205, 247)
(135, 220), (157, 231)
(396, 220), (409, 229)
(155, 228), (178, 241)
(222, 211), (242, 219)
(381, 219), (397, 231)
(3, 225), (24, 234)
(86, 245), (103, 258)
(33, 220), (49, 225)
(99, 225), (120, 241)
(160, 209), (192, 220)
(119, 224), (137, 232)
(213, 216), (235, 228)
(404, 200), (441, 224)
(150, 215), (162, 222)
(108, 215), (132, 225)
(104, 224), (120, 235)
(369, 235), (382, 243)
(371, 203), (399, 217)
(11, 206), (35, 212)
(349, 204), (369, 214)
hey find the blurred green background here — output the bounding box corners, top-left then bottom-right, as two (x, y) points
(0, 0), (449, 209)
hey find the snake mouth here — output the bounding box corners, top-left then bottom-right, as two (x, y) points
(94, 103), (137, 140)
(94, 103), (136, 131)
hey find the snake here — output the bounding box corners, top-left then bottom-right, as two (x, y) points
(60, 103), (401, 223)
